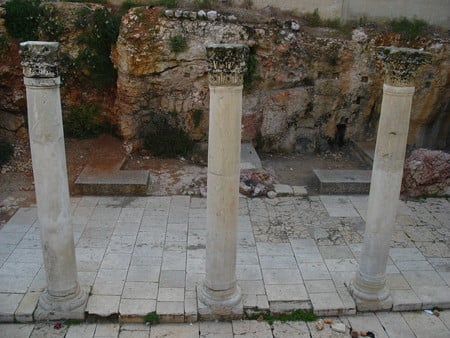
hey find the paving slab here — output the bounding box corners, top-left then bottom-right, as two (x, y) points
(0, 194), (449, 325)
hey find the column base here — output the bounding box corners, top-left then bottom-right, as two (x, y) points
(348, 277), (393, 312)
(34, 284), (88, 321)
(197, 283), (243, 320)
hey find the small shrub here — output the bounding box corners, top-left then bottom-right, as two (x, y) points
(40, 5), (64, 40)
(155, 0), (178, 8)
(143, 112), (194, 158)
(63, 104), (112, 139)
(72, 8), (121, 88)
(144, 311), (159, 324)
(303, 8), (321, 27)
(390, 17), (428, 41)
(4, 0), (42, 41)
(192, 0), (216, 9)
(121, 0), (141, 12)
(0, 140), (14, 166)
(304, 8), (341, 29)
(169, 35), (188, 53)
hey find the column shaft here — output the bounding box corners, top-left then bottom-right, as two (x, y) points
(205, 86), (242, 292)
(350, 46), (431, 311)
(20, 41), (87, 320)
(199, 44), (248, 319)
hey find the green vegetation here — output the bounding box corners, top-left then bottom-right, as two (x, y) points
(143, 112), (194, 158)
(192, 0), (216, 9)
(144, 311), (160, 324)
(159, 0), (178, 7)
(304, 9), (340, 29)
(390, 17), (428, 41)
(0, 140), (14, 166)
(63, 104), (113, 138)
(4, 0), (42, 41)
(247, 309), (318, 325)
(0, 35), (10, 53)
(169, 35), (188, 53)
(243, 46), (257, 92)
(74, 8), (121, 88)
(192, 109), (203, 128)
(40, 5), (64, 40)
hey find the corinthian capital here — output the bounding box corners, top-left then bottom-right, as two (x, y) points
(377, 46), (431, 87)
(20, 41), (60, 78)
(206, 44), (249, 86)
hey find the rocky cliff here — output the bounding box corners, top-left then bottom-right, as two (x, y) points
(0, 3), (449, 152)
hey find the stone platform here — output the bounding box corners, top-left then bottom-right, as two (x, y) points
(74, 135), (150, 196)
(314, 169), (371, 194)
(0, 194), (449, 324)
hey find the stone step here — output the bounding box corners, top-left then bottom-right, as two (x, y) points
(74, 168), (149, 195)
(313, 169), (372, 194)
(74, 134), (149, 196)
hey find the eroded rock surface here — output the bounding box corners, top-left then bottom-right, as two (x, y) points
(402, 149), (450, 197)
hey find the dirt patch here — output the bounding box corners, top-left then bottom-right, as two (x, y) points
(261, 146), (370, 194)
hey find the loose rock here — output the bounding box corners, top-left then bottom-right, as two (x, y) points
(331, 323), (346, 333)
(207, 10), (217, 21)
(315, 319), (324, 331)
(323, 318), (333, 324)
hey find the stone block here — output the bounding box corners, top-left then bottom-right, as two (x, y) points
(314, 169), (371, 194)
(86, 295), (120, 317)
(391, 289), (422, 311)
(0, 293), (24, 322)
(156, 301), (185, 323)
(273, 184), (293, 196)
(119, 299), (156, 322)
(150, 323), (199, 338)
(15, 292), (39, 322)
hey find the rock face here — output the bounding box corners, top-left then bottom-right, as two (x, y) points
(112, 7), (450, 152)
(0, 4), (449, 153)
(402, 149), (450, 197)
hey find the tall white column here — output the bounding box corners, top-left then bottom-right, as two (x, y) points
(20, 41), (88, 320)
(198, 44), (248, 319)
(350, 47), (431, 311)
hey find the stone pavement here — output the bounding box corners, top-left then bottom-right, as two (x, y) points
(0, 195), (449, 326)
(2, 310), (450, 338)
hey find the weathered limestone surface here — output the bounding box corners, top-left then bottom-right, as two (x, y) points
(20, 41), (87, 320)
(350, 47), (431, 311)
(402, 149), (450, 197)
(1, 4), (449, 151)
(198, 44), (248, 318)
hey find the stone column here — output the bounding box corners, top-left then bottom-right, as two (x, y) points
(350, 47), (431, 311)
(20, 41), (88, 320)
(198, 44), (248, 319)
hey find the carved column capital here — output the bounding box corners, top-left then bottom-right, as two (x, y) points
(377, 46), (431, 87)
(206, 44), (249, 86)
(20, 41), (60, 78)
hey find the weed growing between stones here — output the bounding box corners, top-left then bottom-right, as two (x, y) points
(169, 34), (188, 53)
(143, 112), (194, 158)
(192, 0), (217, 10)
(247, 309), (318, 325)
(63, 104), (114, 139)
(144, 311), (159, 324)
(40, 5), (64, 41)
(63, 319), (84, 326)
(390, 17), (429, 41)
(0, 140), (14, 166)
